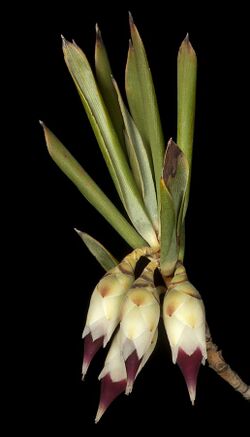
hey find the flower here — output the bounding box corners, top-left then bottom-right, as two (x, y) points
(95, 330), (158, 423)
(119, 261), (160, 394)
(95, 261), (160, 422)
(163, 264), (206, 404)
(82, 257), (135, 379)
(95, 331), (127, 423)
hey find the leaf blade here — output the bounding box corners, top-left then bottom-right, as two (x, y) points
(125, 40), (150, 155)
(124, 130), (144, 197)
(160, 139), (189, 274)
(62, 39), (158, 247)
(163, 139), (189, 238)
(177, 35), (197, 171)
(113, 78), (159, 232)
(95, 24), (125, 151)
(75, 229), (118, 270)
(177, 35), (197, 258)
(42, 123), (147, 249)
(160, 178), (177, 276)
(126, 14), (165, 204)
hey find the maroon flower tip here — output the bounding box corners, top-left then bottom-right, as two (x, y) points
(125, 350), (142, 394)
(82, 334), (104, 380)
(95, 374), (126, 423)
(177, 347), (202, 405)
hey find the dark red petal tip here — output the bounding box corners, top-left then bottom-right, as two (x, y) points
(82, 334), (104, 380)
(177, 347), (202, 405)
(95, 374), (126, 423)
(125, 350), (142, 394)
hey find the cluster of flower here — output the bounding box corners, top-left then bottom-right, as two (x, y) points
(82, 250), (206, 422)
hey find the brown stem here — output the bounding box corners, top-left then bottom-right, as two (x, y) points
(206, 326), (250, 400)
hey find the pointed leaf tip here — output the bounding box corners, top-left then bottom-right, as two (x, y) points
(61, 34), (67, 47)
(179, 33), (196, 56)
(95, 23), (102, 42)
(75, 230), (118, 270)
(39, 120), (45, 128)
(128, 11), (134, 27)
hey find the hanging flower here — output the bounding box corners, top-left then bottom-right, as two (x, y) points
(163, 264), (206, 404)
(119, 261), (160, 394)
(82, 257), (135, 379)
(96, 329), (158, 422)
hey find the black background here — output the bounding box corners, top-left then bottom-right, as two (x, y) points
(15, 0), (250, 435)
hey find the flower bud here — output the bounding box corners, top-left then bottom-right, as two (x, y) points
(119, 261), (160, 393)
(133, 329), (158, 384)
(82, 258), (135, 379)
(95, 329), (158, 423)
(163, 264), (206, 404)
(95, 331), (127, 423)
(82, 247), (155, 379)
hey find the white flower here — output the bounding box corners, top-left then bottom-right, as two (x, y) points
(95, 331), (126, 423)
(163, 266), (206, 404)
(120, 281), (160, 393)
(83, 272), (133, 344)
(95, 330), (158, 423)
(82, 261), (135, 379)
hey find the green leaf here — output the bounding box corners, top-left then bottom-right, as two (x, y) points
(41, 122), (146, 249)
(63, 38), (122, 200)
(95, 24), (125, 151)
(125, 40), (150, 156)
(160, 139), (189, 273)
(177, 34), (197, 209)
(178, 222), (185, 262)
(160, 178), (177, 276)
(74, 229), (118, 270)
(163, 139), (189, 238)
(113, 78), (159, 233)
(62, 38), (158, 247)
(123, 130), (144, 198)
(125, 13), (165, 204)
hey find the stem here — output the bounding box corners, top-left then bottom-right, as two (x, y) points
(206, 325), (250, 400)
(128, 245), (160, 267)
